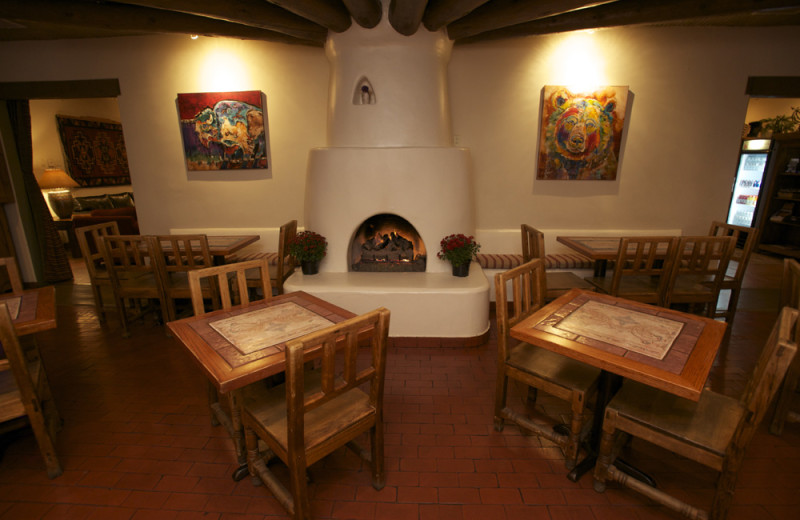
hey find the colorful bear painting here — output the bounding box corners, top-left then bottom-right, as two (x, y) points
(537, 86), (628, 180)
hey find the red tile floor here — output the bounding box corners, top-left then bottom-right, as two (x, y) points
(0, 254), (798, 519)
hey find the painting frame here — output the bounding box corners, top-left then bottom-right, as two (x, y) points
(176, 90), (271, 172)
(536, 85), (629, 181)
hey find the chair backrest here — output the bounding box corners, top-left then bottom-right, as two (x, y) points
(284, 307), (390, 461)
(273, 220), (297, 292)
(708, 221), (760, 284)
(0, 257), (23, 293)
(607, 236), (679, 304)
(0, 302), (61, 477)
(733, 306), (798, 454)
(154, 234), (214, 274)
(187, 259), (272, 316)
(75, 221), (120, 280)
(521, 224), (546, 263)
(665, 235), (735, 305)
(495, 258), (547, 353)
(101, 234), (161, 283)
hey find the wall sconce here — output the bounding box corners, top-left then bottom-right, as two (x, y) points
(37, 168), (79, 219)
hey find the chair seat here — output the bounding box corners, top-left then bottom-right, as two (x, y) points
(243, 370), (375, 461)
(670, 274), (717, 301)
(608, 380), (744, 463)
(507, 341), (600, 394)
(585, 274), (663, 303)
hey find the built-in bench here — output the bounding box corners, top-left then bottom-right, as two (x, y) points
(474, 252), (593, 271)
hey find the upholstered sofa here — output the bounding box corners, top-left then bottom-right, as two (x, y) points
(71, 192), (139, 235)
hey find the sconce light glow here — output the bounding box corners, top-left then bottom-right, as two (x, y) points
(547, 31), (607, 93)
(199, 44), (252, 92)
(190, 34), (199, 40)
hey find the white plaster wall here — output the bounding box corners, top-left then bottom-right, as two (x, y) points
(0, 34), (328, 238)
(1, 26), (800, 269)
(448, 26), (800, 238)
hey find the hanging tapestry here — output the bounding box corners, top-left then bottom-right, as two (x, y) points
(176, 90), (270, 171)
(536, 86), (629, 180)
(56, 115), (131, 186)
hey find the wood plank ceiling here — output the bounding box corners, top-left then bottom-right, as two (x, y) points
(1, 0), (800, 45)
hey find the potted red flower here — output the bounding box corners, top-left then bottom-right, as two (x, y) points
(288, 230), (327, 275)
(437, 233), (480, 277)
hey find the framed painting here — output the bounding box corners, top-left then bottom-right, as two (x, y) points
(536, 85), (628, 180)
(56, 116), (131, 186)
(176, 90), (270, 171)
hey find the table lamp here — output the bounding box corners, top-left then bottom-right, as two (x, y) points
(38, 168), (79, 219)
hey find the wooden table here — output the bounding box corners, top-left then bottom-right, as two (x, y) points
(0, 286), (56, 336)
(167, 291), (355, 479)
(557, 236), (671, 277)
(511, 288), (726, 480)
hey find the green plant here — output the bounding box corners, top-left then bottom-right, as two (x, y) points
(437, 233), (480, 267)
(288, 230), (327, 262)
(761, 107), (800, 135)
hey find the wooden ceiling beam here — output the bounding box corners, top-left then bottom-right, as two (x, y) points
(455, 0), (800, 42)
(447, 0), (616, 40)
(266, 0), (352, 32)
(389, 0), (426, 35)
(342, 0), (383, 29)
(423, 0), (492, 31)
(110, 0), (327, 43)
(0, 0), (322, 45)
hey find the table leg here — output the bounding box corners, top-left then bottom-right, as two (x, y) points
(593, 260), (608, 278)
(566, 371), (656, 487)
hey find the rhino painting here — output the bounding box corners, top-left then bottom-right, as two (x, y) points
(177, 91), (270, 171)
(537, 86), (628, 180)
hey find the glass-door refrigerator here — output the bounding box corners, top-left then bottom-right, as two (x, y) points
(727, 138), (771, 227)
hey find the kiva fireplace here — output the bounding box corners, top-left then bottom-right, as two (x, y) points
(284, 1), (490, 339)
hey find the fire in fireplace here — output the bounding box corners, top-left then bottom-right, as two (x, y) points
(350, 214), (426, 272)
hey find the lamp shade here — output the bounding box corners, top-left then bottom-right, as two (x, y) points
(38, 168), (79, 190)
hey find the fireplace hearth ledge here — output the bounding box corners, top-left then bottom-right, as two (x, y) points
(284, 265), (490, 339)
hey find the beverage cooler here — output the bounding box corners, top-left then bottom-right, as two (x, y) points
(726, 138), (771, 227)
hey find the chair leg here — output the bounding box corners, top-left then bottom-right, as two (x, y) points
(493, 372), (509, 431)
(25, 395), (62, 479)
(287, 449), (311, 520)
(90, 283), (107, 323)
(769, 366), (799, 435)
(370, 421), (385, 490)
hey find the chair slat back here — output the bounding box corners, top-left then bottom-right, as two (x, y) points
(0, 257), (23, 293)
(155, 235), (213, 273)
(187, 259), (271, 316)
(75, 221), (120, 279)
(101, 235), (160, 281)
(284, 307), (390, 440)
(708, 221), (759, 283)
(608, 236), (678, 302)
(495, 258), (547, 344)
(273, 220), (297, 294)
(732, 307), (798, 453)
(521, 224), (546, 262)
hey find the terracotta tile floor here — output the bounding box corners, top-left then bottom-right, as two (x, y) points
(1, 254), (799, 519)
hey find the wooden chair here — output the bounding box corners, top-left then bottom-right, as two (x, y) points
(707, 221), (760, 324)
(0, 302), (62, 478)
(664, 235), (735, 318)
(769, 258), (800, 435)
(521, 224), (594, 301)
(241, 307), (390, 519)
(154, 234), (215, 322)
(75, 221), (120, 322)
(187, 258), (272, 474)
(0, 256), (23, 293)
(494, 258), (601, 469)
(101, 234), (169, 337)
(593, 306), (798, 520)
(585, 236), (679, 307)
(270, 220), (296, 295)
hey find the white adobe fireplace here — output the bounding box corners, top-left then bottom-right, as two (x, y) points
(284, 3), (490, 339)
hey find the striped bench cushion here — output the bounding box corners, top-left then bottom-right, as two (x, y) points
(475, 253), (592, 270)
(226, 251), (280, 265)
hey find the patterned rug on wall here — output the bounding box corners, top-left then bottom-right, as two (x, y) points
(56, 115), (131, 186)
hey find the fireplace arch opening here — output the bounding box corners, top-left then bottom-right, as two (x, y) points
(350, 213), (426, 272)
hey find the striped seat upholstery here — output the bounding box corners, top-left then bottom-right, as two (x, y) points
(476, 253), (592, 271)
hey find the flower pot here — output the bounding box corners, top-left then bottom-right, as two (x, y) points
(301, 260), (319, 275)
(452, 262), (470, 277)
